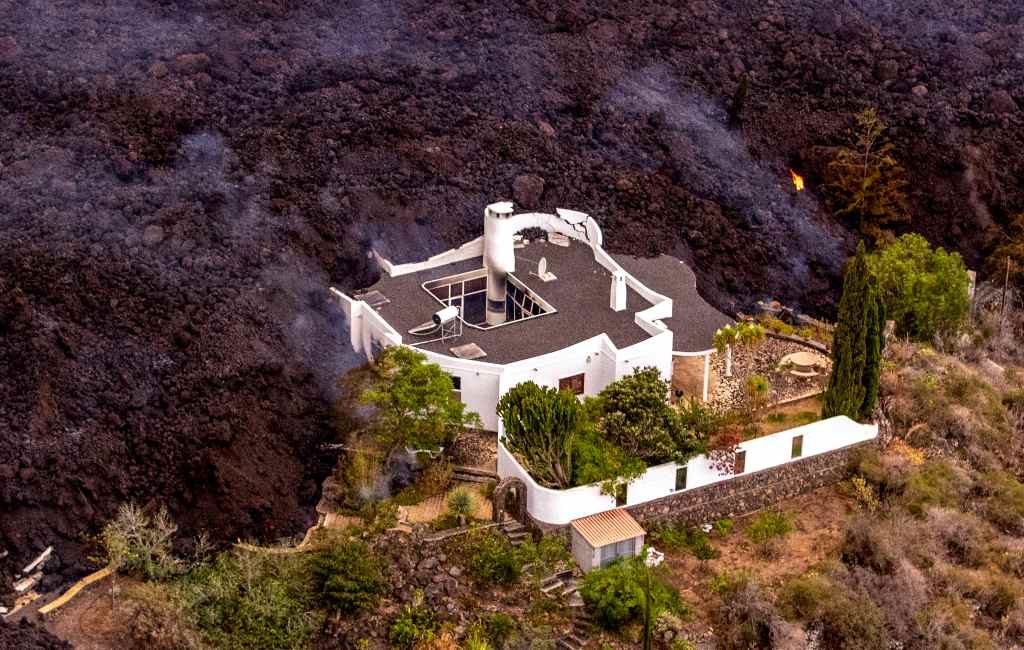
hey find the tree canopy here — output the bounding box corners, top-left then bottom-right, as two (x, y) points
(866, 233), (969, 341)
(595, 367), (703, 465)
(825, 107), (910, 240)
(361, 346), (480, 452)
(824, 242), (885, 420)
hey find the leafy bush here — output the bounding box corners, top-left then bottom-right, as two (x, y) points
(745, 511), (793, 557)
(903, 461), (963, 516)
(676, 399), (722, 438)
(418, 458), (455, 498)
(389, 600), (439, 649)
(867, 233), (970, 340)
(180, 551), (320, 650)
(518, 536), (571, 576)
(745, 375), (771, 417)
(309, 540), (386, 615)
(467, 532), (524, 585)
(571, 426), (646, 489)
(596, 367), (704, 464)
(580, 556), (682, 630)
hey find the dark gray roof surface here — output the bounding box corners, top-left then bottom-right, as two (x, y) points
(612, 253), (733, 352)
(362, 240), (654, 364)
(357, 241), (729, 363)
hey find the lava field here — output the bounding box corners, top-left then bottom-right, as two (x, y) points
(1, 0), (1022, 590)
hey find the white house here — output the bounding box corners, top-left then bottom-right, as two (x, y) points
(330, 201), (732, 432)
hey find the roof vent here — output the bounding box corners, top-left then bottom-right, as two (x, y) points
(450, 343), (487, 360)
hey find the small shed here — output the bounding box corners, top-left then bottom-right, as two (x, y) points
(570, 509), (646, 572)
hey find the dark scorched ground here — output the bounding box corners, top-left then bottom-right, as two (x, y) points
(1, 0), (1022, 594)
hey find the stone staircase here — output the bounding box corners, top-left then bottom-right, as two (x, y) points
(452, 465), (499, 484)
(500, 519), (531, 546)
(556, 609), (595, 650)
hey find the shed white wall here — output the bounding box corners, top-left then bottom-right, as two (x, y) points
(501, 416), (878, 526)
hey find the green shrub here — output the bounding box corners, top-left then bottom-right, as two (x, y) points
(713, 519), (734, 538)
(359, 499), (399, 533)
(464, 625), (492, 650)
(519, 536), (571, 575)
(483, 612), (518, 648)
(309, 540), (386, 615)
(447, 489), (476, 519)
(777, 573), (830, 620)
(389, 599), (438, 649)
(710, 572), (779, 649)
(650, 525), (719, 561)
(981, 471), (1024, 533)
(816, 585), (890, 649)
(708, 570), (751, 597)
(467, 532), (523, 585)
(393, 486), (423, 506)
(180, 551), (320, 650)
(903, 461), (962, 516)
(745, 511), (793, 557)
(580, 556), (682, 630)
(866, 233), (970, 340)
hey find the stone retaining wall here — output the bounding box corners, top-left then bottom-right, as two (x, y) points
(626, 441), (873, 528)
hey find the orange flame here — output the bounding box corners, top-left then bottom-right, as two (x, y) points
(790, 169), (805, 192)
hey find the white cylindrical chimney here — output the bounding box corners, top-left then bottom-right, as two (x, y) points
(610, 270), (627, 312)
(484, 201), (515, 326)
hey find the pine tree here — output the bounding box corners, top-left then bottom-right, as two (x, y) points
(824, 242), (884, 420)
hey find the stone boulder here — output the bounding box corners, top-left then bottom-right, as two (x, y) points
(512, 174), (545, 209)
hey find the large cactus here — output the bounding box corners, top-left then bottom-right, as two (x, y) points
(497, 382), (582, 489)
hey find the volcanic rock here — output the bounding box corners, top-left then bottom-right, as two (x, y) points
(174, 52), (211, 74)
(989, 90), (1018, 114)
(0, 36), (19, 62)
(142, 225), (165, 247)
(512, 174), (545, 209)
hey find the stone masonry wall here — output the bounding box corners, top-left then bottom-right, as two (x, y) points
(626, 441), (874, 528)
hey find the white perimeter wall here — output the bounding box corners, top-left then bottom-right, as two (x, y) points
(501, 415), (878, 526)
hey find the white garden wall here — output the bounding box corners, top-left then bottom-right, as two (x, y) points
(501, 415), (878, 526)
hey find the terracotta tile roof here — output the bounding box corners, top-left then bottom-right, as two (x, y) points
(571, 509), (646, 548)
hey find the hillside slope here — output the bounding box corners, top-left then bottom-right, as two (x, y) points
(1, 0), (1022, 582)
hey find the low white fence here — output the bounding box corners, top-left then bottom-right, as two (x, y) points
(497, 415), (878, 526)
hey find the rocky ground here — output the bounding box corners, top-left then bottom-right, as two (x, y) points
(1, 0), (1022, 600)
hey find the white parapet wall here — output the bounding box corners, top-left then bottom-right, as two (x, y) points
(499, 415), (878, 526)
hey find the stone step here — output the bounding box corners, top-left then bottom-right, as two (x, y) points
(451, 465), (499, 479)
(561, 582), (579, 597)
(556, 639), (581, 650)
(506, 531), (529, 541)
(452, 473), (495, 484)
(540, 580), (564, 595)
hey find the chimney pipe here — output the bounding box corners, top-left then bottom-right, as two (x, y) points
(610, 270), (627, 312)
(484, 201), (515, 326)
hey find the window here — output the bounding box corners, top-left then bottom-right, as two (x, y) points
(449, 374), (462, 402)
(614, 483), (627, 507)
(599, 537), (637, 567)
(675, 466), (688, 491)
(559, 373), (585, 395)
(600, 543), (618, 567)
(734, 450), (746, 475)
(791, 435), (804, 459)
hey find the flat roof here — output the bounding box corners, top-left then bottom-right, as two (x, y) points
(360, 239), (654, 364)
(356, 240), (730, 364)
(571, 508), (646, 548)
(612, 253), (732, 352)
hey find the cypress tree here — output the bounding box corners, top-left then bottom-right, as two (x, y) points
(824, 242), (884, 420)
(860, 279), (885, 418)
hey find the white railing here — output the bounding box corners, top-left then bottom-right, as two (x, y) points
(498, 416), (878, 525)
